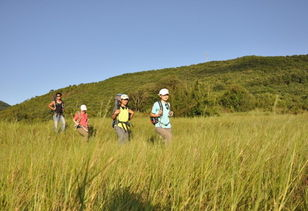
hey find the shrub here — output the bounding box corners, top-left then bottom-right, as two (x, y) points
(219, 86), (256, 112)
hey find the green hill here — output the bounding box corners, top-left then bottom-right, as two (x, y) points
(0, 101), (10, 111)
(1, 55), (308, 121)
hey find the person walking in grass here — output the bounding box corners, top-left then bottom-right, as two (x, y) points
(73, 105), (89, 140)
(111, 94), (134, 144)
(48, 92), (65, 133)
(150, 88), (173, 142)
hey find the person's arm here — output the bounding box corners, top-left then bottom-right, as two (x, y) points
(48, 101), (56, 110)
(150, 112), (162, 118)
(150, 102), (162, 118)
(111, 109), (120, 120)
(73, 112), (79, 126)
(168, 103), (173, 117)
(85, 114), (89, 126)
(128, 109), (134, 120)
(61, 101), (64, 112)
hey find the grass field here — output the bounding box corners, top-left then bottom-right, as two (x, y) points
(0, 113), (307, 210)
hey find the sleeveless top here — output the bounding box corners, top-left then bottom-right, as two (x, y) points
(55, 101), (64, 115)
(117, 107), (129, 129)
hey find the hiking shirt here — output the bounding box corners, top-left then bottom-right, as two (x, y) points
(117, 107), (129, 131)
(151, 101), (171, 128)
(74, 112), (88, 128)
(55, 100), (64, 115)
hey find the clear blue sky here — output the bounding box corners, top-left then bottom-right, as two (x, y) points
(1, 0), (307, 105)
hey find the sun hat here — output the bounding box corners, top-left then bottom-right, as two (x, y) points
(159, 88), (169, 95)
(121, 94), (129, 100)
(80, 105), (87, 111)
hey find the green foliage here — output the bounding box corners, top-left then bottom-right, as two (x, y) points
(219, 85), (256, 112)
(170, 80), (219, 116)
(0, 55), (308, 121)
(0, 101), (10, 111)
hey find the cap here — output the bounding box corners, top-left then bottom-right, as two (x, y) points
(80, 104), (87, 111)
(120, 94), (129, 100)
(159, 88), (169, 95)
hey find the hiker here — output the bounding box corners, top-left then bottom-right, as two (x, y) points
(48, 92), (65, 133)
(73, 105), (89, 140)
(150, 88), (173, 142)
(111, 94), (134, 144)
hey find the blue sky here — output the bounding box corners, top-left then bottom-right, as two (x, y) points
(0, 0), (307, 105)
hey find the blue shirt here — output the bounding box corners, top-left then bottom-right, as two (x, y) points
(151, 101), (171, 128)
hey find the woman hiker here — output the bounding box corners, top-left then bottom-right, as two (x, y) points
(150, 88), (173, 143)
(73, 104), (89, 140)
(111, 94), (134, 144)
(48, 92), (66, 133)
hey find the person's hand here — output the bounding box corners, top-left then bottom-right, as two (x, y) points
(73, 121), (79, 127)
(157, 110), (163, 117)
(169, 111), (174, 117)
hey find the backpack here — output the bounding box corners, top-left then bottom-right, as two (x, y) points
(113, 94), (122, 112)
(150, 101), (163, 125)
(112, 94), (123, 128)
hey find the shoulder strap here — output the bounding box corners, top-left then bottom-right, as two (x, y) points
(158, 101), (163, 116)
(116, 107), (130, 122)
(116, 107), (124, 120)
(55, 100), (63, 105)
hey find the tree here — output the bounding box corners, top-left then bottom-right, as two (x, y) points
(219, 86), (256, 112)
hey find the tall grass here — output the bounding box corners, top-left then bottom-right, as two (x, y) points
(0, 113), (307, 210)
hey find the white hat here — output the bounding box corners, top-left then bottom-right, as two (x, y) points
(80, 104), (87, 111)
(159, 88), (169, 95)
(120, 94), (129, 100)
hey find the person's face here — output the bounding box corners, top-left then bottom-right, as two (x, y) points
(56, 95), (62, 99)
(160, 94), (169, 101)
(121, 99), (129, 106)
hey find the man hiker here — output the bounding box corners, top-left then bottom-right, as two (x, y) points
(150, 88), (173, 142)
(48, 92), (65, 133)
(73, 104), (89, 140)
(111, 94), (134, 144)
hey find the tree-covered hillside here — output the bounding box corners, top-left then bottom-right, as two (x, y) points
(0, 101), (10, 111)
(1, 55), (308, 121)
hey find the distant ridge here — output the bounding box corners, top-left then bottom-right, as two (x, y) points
(0, 101), (10, 111)
(0, 55), (307, 121)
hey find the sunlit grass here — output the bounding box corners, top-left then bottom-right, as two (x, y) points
(0, 113), (307, 210)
